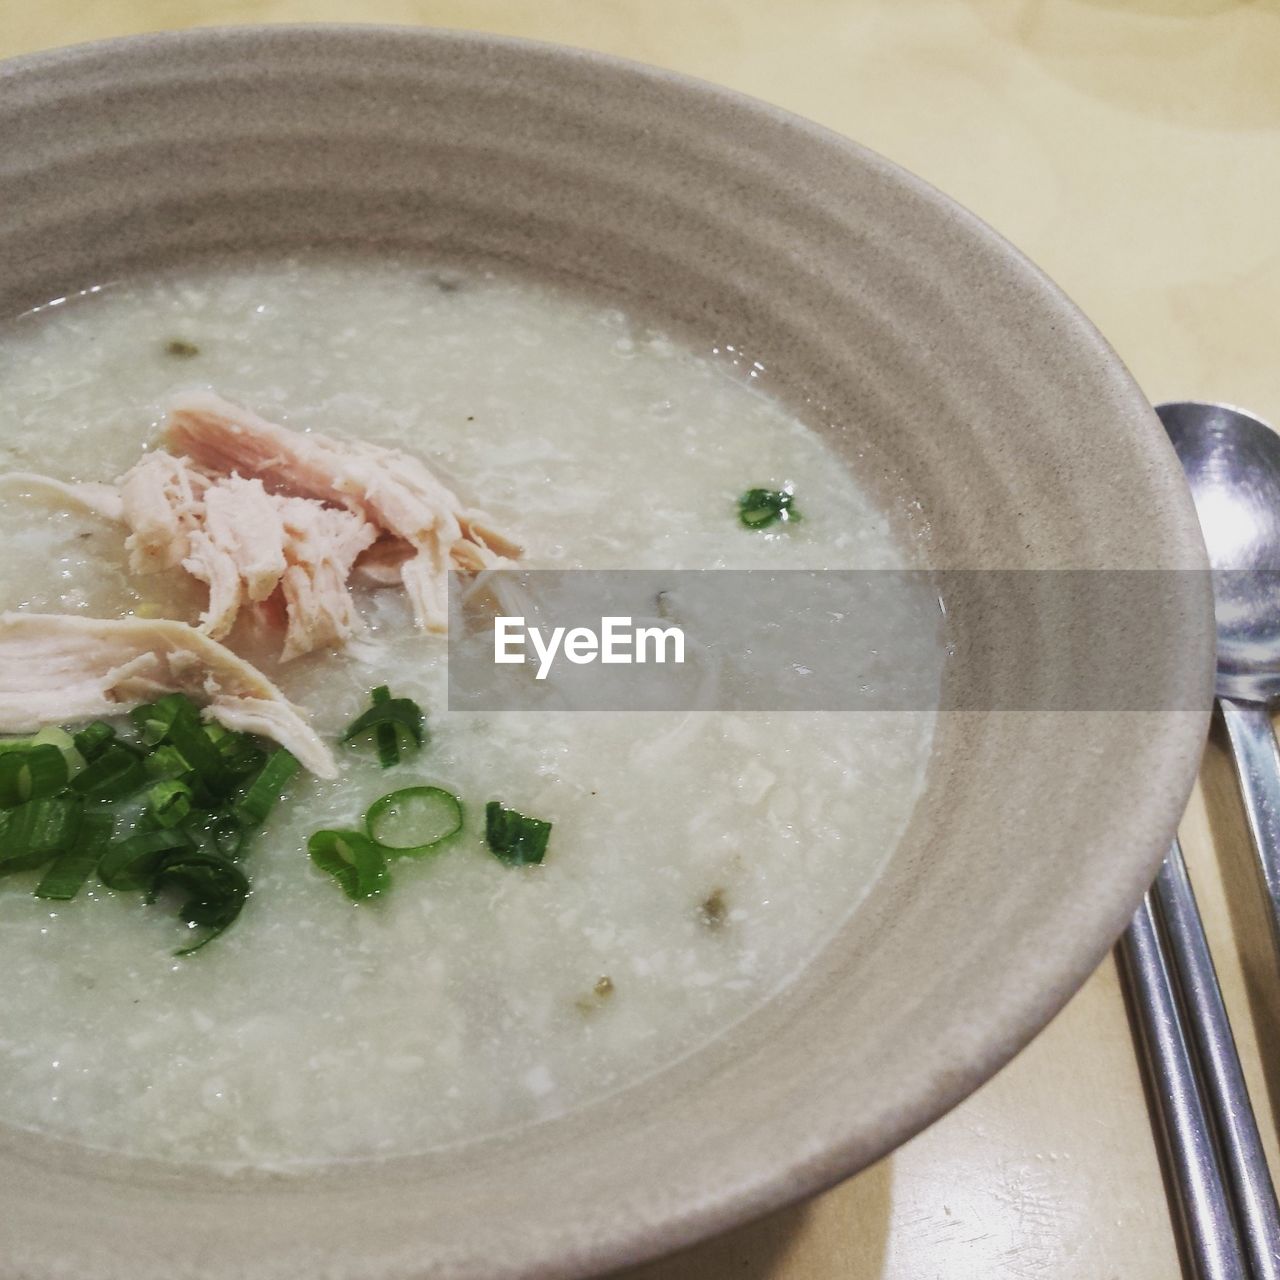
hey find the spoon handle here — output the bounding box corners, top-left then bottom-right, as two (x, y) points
(1218, 697), (1280, 965)
(1119, 893), (1248, 1280)
(1154, 838), (1280, 1280)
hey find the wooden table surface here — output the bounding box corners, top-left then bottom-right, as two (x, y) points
(4, 2), (1280, 1276)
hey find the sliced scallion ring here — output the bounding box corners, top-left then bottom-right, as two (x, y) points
(35, 812), (113, 901)
(98, 827), (190, 891)
(0, 743), (70, 808)
(484, 800), (552, 866)
(0, 795), (84, 871)
(366, 786), (463, 857)
(308, 829), (389, 900)
(233, 750), (299, 827)
(342, 686), (425, 769)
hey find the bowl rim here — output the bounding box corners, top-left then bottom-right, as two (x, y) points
(0, 22), (1216, 1279)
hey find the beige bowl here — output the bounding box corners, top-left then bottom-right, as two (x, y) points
(0, 25), (1212, 1280)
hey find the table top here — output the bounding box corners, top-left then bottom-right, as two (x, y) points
(4, 2), (1279, 1277)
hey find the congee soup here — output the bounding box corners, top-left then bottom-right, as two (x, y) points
(0, 256), (932, 1167)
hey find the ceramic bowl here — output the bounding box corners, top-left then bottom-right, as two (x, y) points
(0, 25), (1213, 1280)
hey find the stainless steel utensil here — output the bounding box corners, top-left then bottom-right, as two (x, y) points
(1153, 399), (1280, 1279)
(1159, 401), (1280, 964)
(1154, 841), (1280, 1280)
(1120, 887), (1248, 1280)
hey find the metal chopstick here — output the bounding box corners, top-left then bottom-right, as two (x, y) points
(1153, 839), (1280, 1280)
(1119, 889), (1248, 1280)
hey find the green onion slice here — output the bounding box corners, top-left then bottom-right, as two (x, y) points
(215, 731), (266, 780)
(35, 812), (113, 901)
(144, 744), (194, 783)
(342, 686), (425, 769)
(130, 693), (188, 745)
(484, 800), (552, 867)
(72, 722), (116, 762)
(71, 743), (145, 799)
(98, 827), (190, 891)
(182, 808), (246, 862)
(737, 487), (800, 530)
(366, 786), (462, 857)
(130, 695), (229, 797)
(308, 829), (389, 900)
(151, 851), (249, 956)
(161, 702), (230, 797)
(0, 744), (69, 808)
(233, 750), (299, 827)
(33, 728), (86, 780)
(146, 779), (193, 829)
(0, 726), (79, 758)
(0, 795), (84, 871)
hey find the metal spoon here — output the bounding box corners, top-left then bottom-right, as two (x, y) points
(1159, 401), (1280, 956)
(1156, 399), (1280, 1279)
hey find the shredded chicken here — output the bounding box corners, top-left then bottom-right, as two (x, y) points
(274, 497), (379, 661)
(1, 392), (519, 661)
(181, 476), (287, 639)
(0, 613), (335, 777)
(119, 450), (211, 575)
(202, 477), (287, 603)
(166, 391), (521, 631)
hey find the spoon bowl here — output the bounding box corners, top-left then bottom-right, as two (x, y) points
(1159, 401), (1280, 703)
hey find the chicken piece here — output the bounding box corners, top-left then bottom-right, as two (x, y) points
(118, 450), (212, 575)
(274, 497), (378, 661)
(180, 477), (292, 640)
(203, 477), (288, 603)
(166, 391), (521, 632)
(0, 453), (213, 575)
(352, 535), (414, 587)
(172, 477), (377, 658)
(0, 612), (336, 777)
(181, 529), (244, 640)
(5, 454), (376, 658)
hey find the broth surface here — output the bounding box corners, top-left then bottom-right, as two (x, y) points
(0, 257), (932, 1166)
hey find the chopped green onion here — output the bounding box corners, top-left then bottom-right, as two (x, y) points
(158, 701), (230, 797)
(233, 750), (299, 827)
(217, 732), (266, 780)
(0, 703), (308, 953)
(73, 722), (116, 762)
(737, 487), (800, 530)
(143, 744), (194, 783)
(32, 727), (85, 780)
(35, 812), (113, 901)
(150, 851), (249, 955)
(0, 727), (78, 756)
(308, 830), (389, 900)
(98, 828), (190, 891)
(342, 686), (425, 769)
(0, 795), (84, 870)
(368, 688), (399, 772)
(130, 693), (189, 746)
(146, 779), (193, 829)
(484, 801), (552, 867)
(183, 808), (247, 862)
(366, 786), (462, 857)
(71, 744), (145, 799)
(0, 744), (69, 808)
